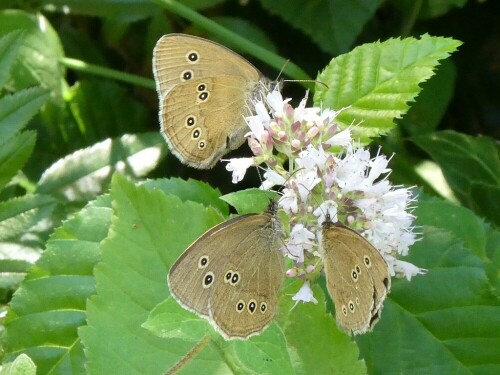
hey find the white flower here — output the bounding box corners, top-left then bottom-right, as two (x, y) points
(260, 168), (286, 190)
(279, 188), (298, 214)
(325, 127), (352, 146)
(291, 281), (318, 309)
(266, 89), (289, 116)
(296, 170), (321, 202)
(393, 259), (427, 280)
(284, 224), (315, 263)
(296, 144), (329, 171)
(224, 157), (254, 184)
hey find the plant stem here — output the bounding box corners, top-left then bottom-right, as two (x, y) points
(152, 0), (311, 82)
(59, 57), (155, 90)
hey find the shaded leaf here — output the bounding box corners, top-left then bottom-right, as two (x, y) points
(0, 87), (49, 147)
(260, 0), (384, 55)
(314, 34), (462, 141)
(0, 10), (64, 103)
(0, 30), (24, 89)
(0, 131), (36, 192)
(413, 130), (500, 224)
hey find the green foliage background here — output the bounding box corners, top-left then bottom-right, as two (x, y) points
(0, 0), (498, 374)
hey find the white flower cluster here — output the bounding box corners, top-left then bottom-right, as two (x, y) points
(225, 89), (424, 305)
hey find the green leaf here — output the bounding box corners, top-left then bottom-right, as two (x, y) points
(0, 10), (64, 103)
(220, 188), (279, 214)
(144, 178), (229, 216)
(2, 195), (112, 375)
(0, 131), (36, 192)
(356, 195), (500, 375)
(0, 30), (24, 89)
(38, 0), (159, 22)
(392, 0), (467, 19)
(0, 87), (49, 146)
(0, 353), (36, 375)
(144, 297), (209, 341)
(260, 0), (384, 55)
(314, 34), (462, 141)
(278, 280), (366, 374)
(413, 130), (500, 225)
(398, 60), (456, 135)
(0, 193), (56, 242)
(36, 133), (167, 202)
(80, 174), (226, 375)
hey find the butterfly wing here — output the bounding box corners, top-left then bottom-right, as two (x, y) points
(153, 33), (262, 99)
(159, 75), (257, 168)
(321, 223), (391, 335)
(209, 214), (284, 339)
(168, 214), (260, 317)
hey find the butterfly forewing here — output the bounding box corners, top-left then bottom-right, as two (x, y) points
(153, 34), (262, 99)
(209, 214), (284, 339)
(168, 214), (258, 317)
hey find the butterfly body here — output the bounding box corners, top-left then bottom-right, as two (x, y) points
(321, 217), (391, 335)
(168, 209), (284, 340)
(153, 34), (271, 169)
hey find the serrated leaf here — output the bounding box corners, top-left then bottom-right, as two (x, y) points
(2, 195), (112, 375)
(260, 0), (384, 55)
(314, 34), (462, 141)
(356, 195), (500, 374)
(0, 131), (36, 192)
(0, 87), (49, 147)
(413, 130), (500, 222)
(0, 30), (24, 89)
(0, 194), (56, 242)
(80, 174), (227, 375)
(36, 133), (167, 201)
(0, 10), (64, 103)
(470, 182), (500, 227)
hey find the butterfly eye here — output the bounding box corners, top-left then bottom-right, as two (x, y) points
(198, 255), (209, 269)
(341, 305), (348, 316)
(197, 83), (206, 92)
(191, 128), (201, 139)
(260, 302), (268, 314)
(180, 70), (193, 81)
(198, 140), (206, 150)
(355, 265), (361, 274)
(348, 300), (355, 313)
(186, 50), (199, 63)
(364, 255), (372, 268)
(236, 300), (245, 313)
(230, 272), (240, 286)
(202, 272), (214, 289)
(351, 268), (359, 282)
(355, 297), (360, 305)
(247, 299), (257, 314)
(198, 92), (209, 101)
(185, 115), (196, 127)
